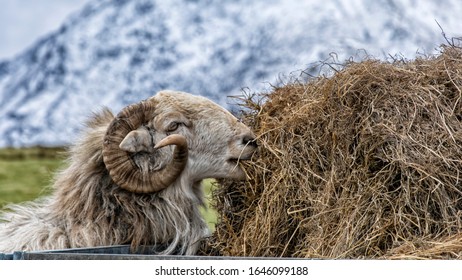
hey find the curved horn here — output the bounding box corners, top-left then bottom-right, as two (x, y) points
(154, 134), (187, 150)
(102, 100), (188, 193)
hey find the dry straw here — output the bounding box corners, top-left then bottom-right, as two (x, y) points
(202, 45), (462, 259)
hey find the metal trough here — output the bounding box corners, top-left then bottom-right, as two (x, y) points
(0, 245), (242, 260)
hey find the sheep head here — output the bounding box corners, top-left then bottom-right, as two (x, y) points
(102, 90), (257, 193)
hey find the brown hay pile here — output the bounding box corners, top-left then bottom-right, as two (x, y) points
(203, 45), (462, 259)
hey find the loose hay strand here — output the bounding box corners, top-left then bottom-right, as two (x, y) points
(203, 45), (462, 259)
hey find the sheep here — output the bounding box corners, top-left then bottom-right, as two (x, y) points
(0, 90), (257, 255)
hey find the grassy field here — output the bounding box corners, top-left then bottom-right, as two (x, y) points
(0, 147), (64, 208)
(0, 147), (217, 230)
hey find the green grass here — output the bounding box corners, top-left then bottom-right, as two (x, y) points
(0, 147), (64, 208)
(0, 147), (218, 230)
(201, 179), (218, 231)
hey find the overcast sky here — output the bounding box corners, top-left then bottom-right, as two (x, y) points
(0, 0), (90, 60)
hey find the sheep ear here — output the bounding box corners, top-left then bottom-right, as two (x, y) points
(119, 127), (153, 153)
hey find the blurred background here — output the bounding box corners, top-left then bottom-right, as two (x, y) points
(0, 0), (461, 222)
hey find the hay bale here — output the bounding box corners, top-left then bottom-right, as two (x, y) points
(204, 45), (462, 259)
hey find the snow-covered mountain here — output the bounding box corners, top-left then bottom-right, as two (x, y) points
(0, 0), (461, 147)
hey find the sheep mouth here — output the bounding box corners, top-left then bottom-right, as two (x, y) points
(227, 156), (252, 164)
(227, 147), (257, 165)
(226, 148), (257, 179)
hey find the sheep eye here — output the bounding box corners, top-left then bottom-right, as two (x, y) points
(166, 122), (180, 132)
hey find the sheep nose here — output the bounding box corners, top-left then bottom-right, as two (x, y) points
(243, 135), (258, 148)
